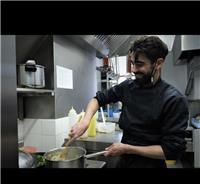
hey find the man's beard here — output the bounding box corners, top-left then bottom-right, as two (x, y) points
(134, 72), (152, 86)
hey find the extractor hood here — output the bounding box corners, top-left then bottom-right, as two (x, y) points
(65, 35), (177, 59)
(77, 35), (141, 58)
(172, 35), (200, 65)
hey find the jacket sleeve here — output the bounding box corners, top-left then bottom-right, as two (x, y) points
(160, 95), (189, 160)
(94, 80), (126, 107)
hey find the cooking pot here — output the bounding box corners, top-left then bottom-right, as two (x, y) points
(17, 60), (45, 88)
(44, 147), (106, 168)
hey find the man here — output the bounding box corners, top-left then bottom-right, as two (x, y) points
(69, 36), (189, 168)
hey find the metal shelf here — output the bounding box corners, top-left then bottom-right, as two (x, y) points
(17, 88), (55, 96)
(101, 79), (117, 83)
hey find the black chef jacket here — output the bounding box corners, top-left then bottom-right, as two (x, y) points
(94, 78), (189, 168)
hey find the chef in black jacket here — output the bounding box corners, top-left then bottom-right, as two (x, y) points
(69, 36), (189, 168)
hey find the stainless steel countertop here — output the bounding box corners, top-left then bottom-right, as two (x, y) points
(65, 129), (192, 152)
(85, 159), (106, 168)
(77, 130), (123, 144)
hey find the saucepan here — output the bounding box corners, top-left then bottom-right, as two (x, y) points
(43, 147), (107, 168)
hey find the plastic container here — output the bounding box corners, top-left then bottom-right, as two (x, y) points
(87, 113), (97, 137)
(68, 106), (77, 116)
(96, 122), (115, 133)
(113, 112), (121, 119)
(68, 106), (78, 129)
(78, 110), (88, 139)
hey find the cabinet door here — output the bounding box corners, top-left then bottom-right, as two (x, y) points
(193, 129), (200, 168)
(188, 56), (200, 100)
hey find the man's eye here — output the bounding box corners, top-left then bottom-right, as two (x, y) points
(131, 61), (144, 67)
(135, 63), (144, 67)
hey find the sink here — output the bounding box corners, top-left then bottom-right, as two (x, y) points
(63, 139), (120, 168)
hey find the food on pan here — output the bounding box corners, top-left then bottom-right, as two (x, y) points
(46, 150), (79, 161)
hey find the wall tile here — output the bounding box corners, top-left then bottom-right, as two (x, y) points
(62, 117), (70, 133)
(42, 119), (56, 135)
(24, 134), (43, 152)
(17, 119), (24, 141)
(56, 133), (65, 148)
(42, 135), (57, 152)
(23, 119), (42, 136)
(55, 119), (63, 135)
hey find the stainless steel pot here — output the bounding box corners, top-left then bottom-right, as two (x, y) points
(44, 147), (106, 168)
(17, 60), (45, 88)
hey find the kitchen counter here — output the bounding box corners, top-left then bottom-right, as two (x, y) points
(76, 130), (123, 144)
(63, 129), (193, 168)
(86, 159), (106, 168)
(64, 129), (192, 152)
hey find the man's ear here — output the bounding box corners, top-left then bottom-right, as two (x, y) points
(156, 58), (164, 70)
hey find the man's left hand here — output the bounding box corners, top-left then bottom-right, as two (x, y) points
(104, 143), (128, 157)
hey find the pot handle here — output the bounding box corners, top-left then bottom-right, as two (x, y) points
(85, 151), (107, 159)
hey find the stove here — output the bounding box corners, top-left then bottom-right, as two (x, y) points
(85, 159), (106, 168)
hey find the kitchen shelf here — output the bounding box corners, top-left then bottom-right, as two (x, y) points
(17, 88), (55, 96)
(101, 79), (117, 83)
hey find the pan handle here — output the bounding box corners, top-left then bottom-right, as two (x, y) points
(85, 151), (107, 159)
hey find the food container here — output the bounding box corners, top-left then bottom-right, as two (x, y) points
(113, 112), (121, 119)
(96, 122), (116, 133)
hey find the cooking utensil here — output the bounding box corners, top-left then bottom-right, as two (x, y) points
(44, 147), (107, 168)
(59, 137), (75, 160)
(59, 114), (83, 160)
(17, 60), (45, 88)
(100, 107), (106, 127)
(84, 151), (107, 159)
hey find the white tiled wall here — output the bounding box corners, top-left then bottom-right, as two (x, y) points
(18, 117), (70, 152)
(18, 119), (24, 142)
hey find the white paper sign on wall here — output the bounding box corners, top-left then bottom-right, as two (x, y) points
(56, 65), (73, 89)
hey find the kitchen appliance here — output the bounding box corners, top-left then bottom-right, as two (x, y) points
(17, 60), (45, 88)
(43, 147), (106, 168)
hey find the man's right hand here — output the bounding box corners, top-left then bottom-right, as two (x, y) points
(68, 120), (89, 140)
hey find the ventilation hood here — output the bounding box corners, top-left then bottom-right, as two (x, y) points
(65, 35), (177, 59)
(75, 35), (141, 58)
(172, 35), (200, 65)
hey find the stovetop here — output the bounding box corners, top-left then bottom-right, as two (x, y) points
(85, 159), (106, 168)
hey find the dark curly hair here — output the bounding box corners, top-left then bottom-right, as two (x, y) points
(129, 36), (169, 63)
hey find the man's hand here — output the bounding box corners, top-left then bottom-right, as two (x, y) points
(105, 143), (166, 160)
(68, 121), (88, 140)
(104, 143), (128, 157)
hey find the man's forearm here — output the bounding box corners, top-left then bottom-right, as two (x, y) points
(124, 144), (166, 160)
(82, 98), (100, 126)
